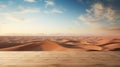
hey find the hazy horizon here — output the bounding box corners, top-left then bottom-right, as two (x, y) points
(0, 0), (120, 36)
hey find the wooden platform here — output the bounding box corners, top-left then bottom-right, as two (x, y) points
(0, 52), (120, 67)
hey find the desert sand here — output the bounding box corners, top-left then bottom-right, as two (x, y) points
(0, 52), (120, 67)
(0, 36), (120, 51)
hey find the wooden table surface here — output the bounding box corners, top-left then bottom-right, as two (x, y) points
(0, 51), (120, 67)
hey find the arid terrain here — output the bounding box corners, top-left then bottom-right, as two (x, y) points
(0, 36), (120, 51)
(0, 36), (120, 67)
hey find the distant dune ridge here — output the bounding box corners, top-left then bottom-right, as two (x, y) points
(0, 36), (120, 51)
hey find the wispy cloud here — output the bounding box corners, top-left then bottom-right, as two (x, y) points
(7, 16), (24, 22)
(43, 8), (63, 14)
(44, 0), (64, 14)
(79, 3), (119, 23)
(3, 14), (27, 22)
(13, 6), (41, 14)
(51, 8), (63, 14)
(45, 0), (55, 8)
(78, 3), (120, 31)
(24, 0), (36, 3)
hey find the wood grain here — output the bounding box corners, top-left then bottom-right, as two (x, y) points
(0, 51), (120, 67)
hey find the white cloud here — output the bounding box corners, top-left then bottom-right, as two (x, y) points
(13, 6), (41, 14)
(43, 8), (63, 14)
(44, 0), (64, 14)
(24, 0), (36, 3)
(92, 3), (104, 16)
(45, 0), (55, 8)
(79, 3), (119, 24)
(78, 3), (120, 31)
(51, 8), (63, 14)
(4, 14), (26, 22)
(1, 13), (29, 23)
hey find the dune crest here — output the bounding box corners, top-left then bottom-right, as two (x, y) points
(0, 36), (120, 51)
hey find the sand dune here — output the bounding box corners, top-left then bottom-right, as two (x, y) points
(103, 43), (120, 51)
(79, 45), (103, 51)
(0, 36), (119, 51)
(0, 41), (84, 51)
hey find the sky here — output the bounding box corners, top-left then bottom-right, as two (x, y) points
(0, 0), (120, 36)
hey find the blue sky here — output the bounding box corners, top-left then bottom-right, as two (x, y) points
(0, 0), (120, 36)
